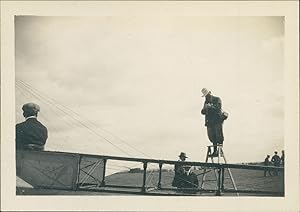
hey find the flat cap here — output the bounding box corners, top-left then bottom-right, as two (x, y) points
(22, 103), (40, 113)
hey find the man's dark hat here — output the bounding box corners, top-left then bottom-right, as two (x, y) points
(201, 88), (211, 97)
(22, 103), (40, 113)
(178, 152), (188, 158)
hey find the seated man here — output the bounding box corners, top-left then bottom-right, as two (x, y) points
(172, 152), (199, 189)
(16, 103), (48, 151)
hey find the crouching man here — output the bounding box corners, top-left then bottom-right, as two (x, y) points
(172, 152), (199, 191)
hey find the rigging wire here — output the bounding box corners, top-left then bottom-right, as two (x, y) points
(17, 79), (152, 158)
(17, 81), (160, 177)
(17, 82), (127, 161)
(17, 80), (159, 172)
(16, 81), (93, 130)
(16, 80), (132, 157)
(16, 82), (86, 144)
(16, 83), (97, 153)
(16, 84), (56, 124)
(16, 82), (78, 130)
(17, 80), (136, 155)
(17, 83), (163, 186)
(16, 80), (164, 177)
(15, 84), (58, 128)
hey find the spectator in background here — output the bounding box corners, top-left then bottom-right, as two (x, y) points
(263, 155), (272, 177)
(271, 151), (281, 176)
(281, 150), (285, 166)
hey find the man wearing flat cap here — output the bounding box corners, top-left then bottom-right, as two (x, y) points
(16, 103), (48, 151)
(201, 88), (225, 157)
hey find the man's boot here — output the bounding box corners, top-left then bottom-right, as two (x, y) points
(210, 145), (218, 157)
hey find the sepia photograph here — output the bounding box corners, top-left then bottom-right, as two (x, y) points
(14, 15), (285, 196)
(1, 1), (299, 211)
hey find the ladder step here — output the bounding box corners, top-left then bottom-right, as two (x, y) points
(209, 154), (224, 158)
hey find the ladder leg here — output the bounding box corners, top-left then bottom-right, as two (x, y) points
(201, 146), (220, 191)
(225, 168), (239, 196)
(202, 145), (238, 196)
(221, 167), (225, 191)
(220, 148), (226, 163)
(210, 156), (219, 190)
(200, 146), (211, 189)
(217, 146), (221, 164)
(221, 148), (239, 196)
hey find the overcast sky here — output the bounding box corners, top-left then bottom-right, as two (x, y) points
(15, 16), (284, 165)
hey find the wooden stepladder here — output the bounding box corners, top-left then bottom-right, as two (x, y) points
(200, 145), (239, 196)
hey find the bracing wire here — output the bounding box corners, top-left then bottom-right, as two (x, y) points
(17, 79), (152, 158)
(17, 82), (163, 181)
(16, 80), (132, 157)
(16, 80), (166, 175)
(16, 80), (94, 129)
(15, 82), (78, 129)
(15, 83), (86, 142)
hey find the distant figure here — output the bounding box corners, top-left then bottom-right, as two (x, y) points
(263, 155), (272, 177)
(201, 88), (226, 157)
(172, 152), (198, 190)
(271, 151), (281, 176)
(281, 150), (285, 166)
(16, 103), (48, 151)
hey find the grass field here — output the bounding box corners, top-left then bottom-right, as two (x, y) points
(17, 167), (283, 196)
(103, 167), (284, 195)
(16, 155), (284, 196)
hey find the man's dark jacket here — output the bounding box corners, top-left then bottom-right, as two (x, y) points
(16, 118), (48, 150)
(201, 95), (223, 127)
(271, 155), (281, 166)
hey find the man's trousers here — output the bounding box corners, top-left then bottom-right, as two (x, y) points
(207, 123), (224, 145)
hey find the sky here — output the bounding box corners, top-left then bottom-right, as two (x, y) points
(15, 16), (284, 167)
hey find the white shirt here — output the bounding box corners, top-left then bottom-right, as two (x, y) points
(25, 116), (37, 121)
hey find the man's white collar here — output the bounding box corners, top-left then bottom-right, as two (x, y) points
(25, 116), (37, 120)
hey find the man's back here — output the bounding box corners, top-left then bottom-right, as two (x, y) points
(264, 157), (270, 166)
(271, 154), (281, 166)
(16, 118), (48, 150)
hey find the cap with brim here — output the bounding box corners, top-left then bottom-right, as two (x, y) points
(22, 103), (40, 113)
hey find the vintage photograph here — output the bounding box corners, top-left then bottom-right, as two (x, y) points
(15, 15), (285, 197)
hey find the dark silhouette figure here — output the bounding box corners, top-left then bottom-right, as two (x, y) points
(263, 155), (272, 177)
(201, 88), (225, 157)
(16, 103), (48, 151)
(271, 151), (281, 176)
(172, 152), (198, 191)
(281, 150), (285, 166)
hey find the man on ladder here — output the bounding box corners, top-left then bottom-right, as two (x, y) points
(200, 88), (237, 195)
(201, 88), (227, 157)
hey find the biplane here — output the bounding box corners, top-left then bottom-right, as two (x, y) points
(15, 80), (284, 196)
(16, 149), (284, 196)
